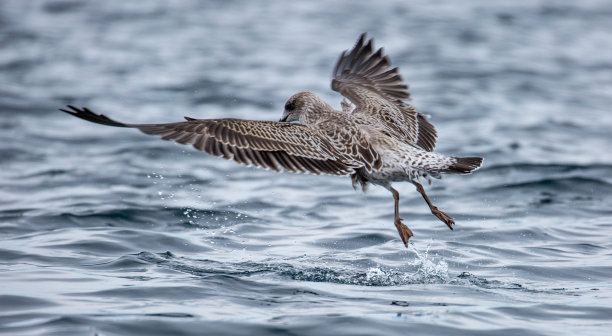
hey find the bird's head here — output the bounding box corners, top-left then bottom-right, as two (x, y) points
(279, 91), (332, 124)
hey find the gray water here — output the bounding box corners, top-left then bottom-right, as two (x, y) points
(1, 1), (612, 335)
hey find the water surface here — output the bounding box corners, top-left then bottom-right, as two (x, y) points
(1, 1), (612, 335)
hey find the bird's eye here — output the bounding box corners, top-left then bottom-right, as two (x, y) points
(285, 101), (295, 111)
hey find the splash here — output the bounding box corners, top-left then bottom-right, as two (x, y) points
(406, 241), (450, 284)
(278, 242), (450, 286)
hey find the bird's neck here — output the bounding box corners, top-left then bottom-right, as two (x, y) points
(299, 104), (337, 126)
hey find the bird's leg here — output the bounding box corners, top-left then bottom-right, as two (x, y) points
(383, 183), (413, 247)
(412, 181), (454, 230)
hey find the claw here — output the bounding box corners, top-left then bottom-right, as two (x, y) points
(394, 218), (414, 247)
(432, 207), (455, 230)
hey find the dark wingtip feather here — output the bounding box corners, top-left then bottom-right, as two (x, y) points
(332, 34), (411, 102)
(357, 32), (367, 45)
(60, 105), (128, 127)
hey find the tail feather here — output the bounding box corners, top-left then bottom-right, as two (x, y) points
(444, 156), (483, 174)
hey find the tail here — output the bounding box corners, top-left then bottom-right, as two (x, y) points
(443, 156), (483, 174)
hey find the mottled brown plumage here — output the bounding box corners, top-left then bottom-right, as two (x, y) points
(60, 33), (483, 247)
(332, 34), (437, 152)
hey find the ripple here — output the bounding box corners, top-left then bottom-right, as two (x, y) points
(2, 0), (612, 335)
(19, 207), (254, 232)
(0, 295), (57, 312)
(486, 177), (612, 192)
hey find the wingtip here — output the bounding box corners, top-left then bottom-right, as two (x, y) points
(355, 33), (368, 49)
(59, 104), (128, 127)
(59, 105), (78, 115)
(358, 32), (375, 46)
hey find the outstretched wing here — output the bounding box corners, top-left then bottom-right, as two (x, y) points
(60, 106), (361, 176)
(331, 33), (437, 152)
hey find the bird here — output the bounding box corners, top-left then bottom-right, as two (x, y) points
(60, 33), (482, 247)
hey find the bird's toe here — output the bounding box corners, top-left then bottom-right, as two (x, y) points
(394, 218), (414, 247)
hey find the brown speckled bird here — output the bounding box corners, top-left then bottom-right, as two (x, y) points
(61, 33), (482, 247)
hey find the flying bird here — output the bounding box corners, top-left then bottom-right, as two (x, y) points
(60, 33), (482, 247)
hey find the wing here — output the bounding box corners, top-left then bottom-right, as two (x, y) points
(316, 118), (383, 173)
(60, 106), (362, 176)
(331, 33), (437, 152)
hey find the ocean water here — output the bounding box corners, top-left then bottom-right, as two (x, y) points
(1, 1), (612, 335)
